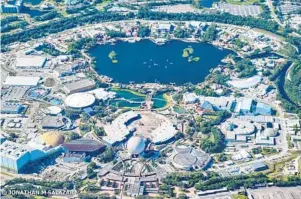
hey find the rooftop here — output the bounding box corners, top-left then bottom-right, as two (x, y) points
(0, 140), (30, 160)
(4, 76), (40, 86)
(62, 139), (105, 152)
(15, 56), (46, 68)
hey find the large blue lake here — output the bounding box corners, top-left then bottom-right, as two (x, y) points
(89, 40), (231, 85)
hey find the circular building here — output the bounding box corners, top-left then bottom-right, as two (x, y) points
(64, 93), (95, 109)
(171, 145), (211, 171)
(127, 136), (146, 155)
(41, 131), (64, 147)
(221, 118), (255, 136)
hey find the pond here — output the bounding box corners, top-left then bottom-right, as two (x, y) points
(109, 89), (145, 108)
(152, 93), (168, 109)
(89, 40), (231, 85)
(200, 0), (217, 8)
(22, 7), (47, 17)
(109, 89), (169, 109)
(23, 0), (43, 6)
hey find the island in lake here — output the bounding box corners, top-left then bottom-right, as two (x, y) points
(89, 40), (231, 85)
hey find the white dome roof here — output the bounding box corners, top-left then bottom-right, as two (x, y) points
(127, 136), (145, 155)
(64, 93), (95, 108)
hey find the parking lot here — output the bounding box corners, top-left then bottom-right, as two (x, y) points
(249, 187), (301, 199)
(216, 3), (262, 16)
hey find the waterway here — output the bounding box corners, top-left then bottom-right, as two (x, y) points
(89, 40), (231, 85)
(109, 89), (145, 108)
(200, 0), (216, 8)
(109, 89), (169, 109)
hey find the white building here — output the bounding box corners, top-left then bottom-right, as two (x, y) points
(183, 93), (198, 104)
(0, 139), (62, 173)
(103, 111), (140, 145)
(14, 56), (46, 70)
(4, 76), (40, 86)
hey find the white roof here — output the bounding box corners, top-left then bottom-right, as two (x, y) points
(4, 76), (40, 86)
(47, 106), (62, 115)
(151, 121), (177, 144)
(127, 136), (145, 155)
(103, 111), (139, 145)
(64, 93), (95, 108)
(15, 56), (46, 67)
(0, 140), (30, 160)
(87, 88), (116, 100)
(228, 75), (261, 89)
(183, 93), (198, 103)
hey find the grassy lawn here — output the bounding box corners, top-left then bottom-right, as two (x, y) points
(96, 0), (112, 11)
(233, 194), (248, 199)
(223, 0), (262, 5)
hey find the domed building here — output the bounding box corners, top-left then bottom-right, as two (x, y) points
(127, 136), (146, 155)
(41, 131), (64, 147)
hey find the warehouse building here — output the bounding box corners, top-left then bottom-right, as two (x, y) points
(14, 56), (46, 70)
(0, 141), (31, 173)
(1, 139), (63, 173)
(62, 139), (106, 156)
(239, 98), (255, 115)
(0, 102), (26, 114)
(255, 102), (273, 115)
(63, 79), (96, 94)
(41, 116), (65, 129)
(4, 76), (40, 86)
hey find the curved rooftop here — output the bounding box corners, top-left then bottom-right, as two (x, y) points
(172, 145), (210, 170)
(221, 118), (255, 136)
(228, 75), (261, 89)
(41, 131), (64, 147)
(127, 136), (146, 155)
(64, 93), (95, 108)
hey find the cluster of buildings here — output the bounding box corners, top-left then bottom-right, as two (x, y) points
(0, 130), (107, 173)
(1, 0), (23, 13)
(0, 131), (63, 173)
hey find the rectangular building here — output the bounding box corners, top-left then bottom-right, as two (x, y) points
(63, 79), (96, 94)
(4, 76), (40, 86)
(1, 0), (23, 13)
(0, 102), (25, 114)
(239, 98), (254, 115)
(15, 56), (46, 70)
(0, 141), (31, 173)
(255, 102), (272, 115)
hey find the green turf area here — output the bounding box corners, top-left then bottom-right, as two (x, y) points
(233, 194), (248, 199)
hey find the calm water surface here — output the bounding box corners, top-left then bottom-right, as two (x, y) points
(90, 40), (231, 85)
